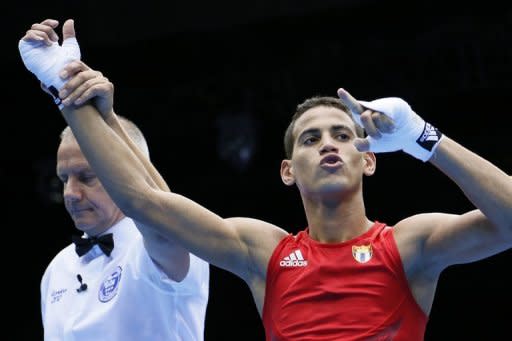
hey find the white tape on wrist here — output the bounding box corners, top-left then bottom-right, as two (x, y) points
(357, 97), (443, 162)
(407, 121), (443, 161)
(18, 37), (81, 109)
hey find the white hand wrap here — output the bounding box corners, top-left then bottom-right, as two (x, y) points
(356, 97), (443, 162)
(18, 38), (81, 108)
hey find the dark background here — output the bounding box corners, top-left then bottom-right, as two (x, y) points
(4, 0), (512, 339)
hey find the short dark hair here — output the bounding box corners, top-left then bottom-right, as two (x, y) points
(283, 96), (364, 158)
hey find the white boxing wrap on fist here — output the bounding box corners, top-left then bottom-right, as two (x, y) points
(18, 37), (80, 108)
(357, 97), (443, 162)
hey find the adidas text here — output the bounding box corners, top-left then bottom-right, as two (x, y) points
(280, 260), (308, 267)
(279, 249), (308, 267)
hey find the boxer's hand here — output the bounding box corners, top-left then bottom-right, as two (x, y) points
(338, 88), (443, 162)
(19, 19), (81, 108)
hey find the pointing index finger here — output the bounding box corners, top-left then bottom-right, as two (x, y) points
(337, 88), (364, 115)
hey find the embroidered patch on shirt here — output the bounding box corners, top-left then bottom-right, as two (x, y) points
(352, 243), (373, 264)
(98, 266), (122, 303)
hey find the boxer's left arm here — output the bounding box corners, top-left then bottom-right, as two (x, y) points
(338, 88), (512, 273)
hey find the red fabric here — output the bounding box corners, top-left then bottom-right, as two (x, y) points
(262, 222), (427, 341)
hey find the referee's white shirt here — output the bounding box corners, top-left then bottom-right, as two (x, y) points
(41, 217), (209, 341)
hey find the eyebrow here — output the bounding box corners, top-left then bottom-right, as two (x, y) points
(331, 124), (353, 133)
(297, 124), (353, 142)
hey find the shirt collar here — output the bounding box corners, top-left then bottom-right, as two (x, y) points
(80, 217), (139, 261)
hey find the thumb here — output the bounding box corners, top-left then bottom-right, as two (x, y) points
(62, 19), (76, 41)
(353, 137), (370, 152)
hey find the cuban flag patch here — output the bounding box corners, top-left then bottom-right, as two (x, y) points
(352, 244), (373, 264)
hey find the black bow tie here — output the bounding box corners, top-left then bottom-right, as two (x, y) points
(72, 233), (114, 257)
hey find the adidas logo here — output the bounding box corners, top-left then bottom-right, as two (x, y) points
(279, 249), (308, 267)
(417, 122), (442, 151)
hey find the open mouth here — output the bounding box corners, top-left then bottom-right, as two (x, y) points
(320, 155), (342, 166)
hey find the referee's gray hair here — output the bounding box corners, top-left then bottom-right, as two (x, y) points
(60, 115), (150, 158)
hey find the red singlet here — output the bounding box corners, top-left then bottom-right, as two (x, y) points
(262, 222), (427, 341)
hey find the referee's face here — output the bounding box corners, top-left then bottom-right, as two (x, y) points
(57, 136), (125, 236)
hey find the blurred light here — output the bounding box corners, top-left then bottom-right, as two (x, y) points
(216, 111), (259, 172)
